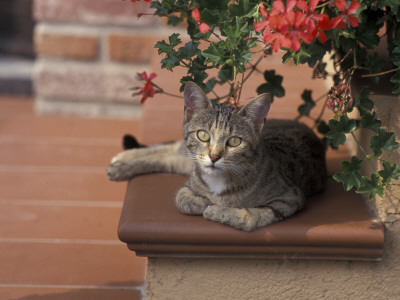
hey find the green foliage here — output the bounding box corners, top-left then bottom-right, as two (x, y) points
(333, 156), (364, 191)
(326, 115), (357, 148)
(356, 173), (385, 201)
(370, 129), (399, 157)
(142, 0), (400, 200)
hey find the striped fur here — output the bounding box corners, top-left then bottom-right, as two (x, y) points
(107, 82), (327, 231)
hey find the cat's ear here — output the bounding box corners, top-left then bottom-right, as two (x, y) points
(184, 82), (212, 121)
(239, 94), (271, 132)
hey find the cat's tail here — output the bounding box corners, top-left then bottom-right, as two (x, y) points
(123, 134), (146, 150)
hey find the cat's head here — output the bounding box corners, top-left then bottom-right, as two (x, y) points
(183, 82), (270, 175)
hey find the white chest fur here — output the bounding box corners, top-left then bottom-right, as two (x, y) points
(202, 173), (227, 195)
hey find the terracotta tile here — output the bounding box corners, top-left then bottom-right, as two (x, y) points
(0, 243), (147, 286)
(0, 141), (121, 167)
(1, 287), (142, 300)
(0, 204), (123, 241)
(0, 111), (140, 141)
(0, 171), (126, 202)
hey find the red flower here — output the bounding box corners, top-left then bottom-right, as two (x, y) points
(270, 0), (297, 16)
(254, 3), (270, 33)
(192, 8), (210, 34)
(329, 0), (360, 29)
(314, 14), (331, 43)
(138, 72), (157, 104)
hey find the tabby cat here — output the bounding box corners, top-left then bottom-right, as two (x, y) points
(107, 82), (326, 231)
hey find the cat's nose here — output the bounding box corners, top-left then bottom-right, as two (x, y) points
(209, 153), (221, 163)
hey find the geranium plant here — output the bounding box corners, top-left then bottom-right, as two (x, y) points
(128, 0), (400, 200)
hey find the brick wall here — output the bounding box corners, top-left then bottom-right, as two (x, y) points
(33, 0), (169, 118)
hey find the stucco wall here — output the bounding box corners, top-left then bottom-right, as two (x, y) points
(145, 222), (399, 300)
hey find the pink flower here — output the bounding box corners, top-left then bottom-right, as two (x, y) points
(130, 0), (152, 2)
(192, 8), (210, 34)
(329, 0), (360, 29)
(137, 72), (157, 104)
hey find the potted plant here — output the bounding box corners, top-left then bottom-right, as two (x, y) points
(129, 0), (399, 208)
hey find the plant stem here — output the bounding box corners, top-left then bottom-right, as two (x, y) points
(361, 67), (400, 78)
(350, 131), (377, 172)
(152, 83), (184, 99)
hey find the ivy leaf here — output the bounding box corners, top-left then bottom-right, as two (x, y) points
(326, 115), (357, 147)
(177, 41), (201, 61)
(317, 121), (336, 150)
(202, 42), (225, 66)
(354, 88), (374, 116)
(356, 173), (385, 201)
(370, 129), (399, 157)
(256, 70), (285, 102)
(378, 162), (400, 185)
(333, 156), (364, 191)
(360, 112), (382, 132)
(297, 89), (315, 117)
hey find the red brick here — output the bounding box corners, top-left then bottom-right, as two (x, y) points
(34, 61), (145, 104)
(35, 31), (99, 60)
(108, 33), (157, 63)
(34, 0), (157, 26)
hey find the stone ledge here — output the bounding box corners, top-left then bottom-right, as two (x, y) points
(118, 166), (384, 261)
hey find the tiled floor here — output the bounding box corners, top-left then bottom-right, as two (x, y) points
(0, 96), (147, 299)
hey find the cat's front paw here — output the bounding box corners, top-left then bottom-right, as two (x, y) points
(106, 161), (134, 181)
(203, 205), (258, 232)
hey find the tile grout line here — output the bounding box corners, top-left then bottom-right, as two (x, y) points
(0, 165), (108, 173)
(0, 237), (122, 245)
(0, 199), (123, 208)
(0, 134), (123, 146)
(0, 283), (144, 291)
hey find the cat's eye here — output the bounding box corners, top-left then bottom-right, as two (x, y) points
(197, 130), (210, 142)
(227, 136), (242, 147)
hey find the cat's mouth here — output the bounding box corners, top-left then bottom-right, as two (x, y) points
(203, 164), (222, 172)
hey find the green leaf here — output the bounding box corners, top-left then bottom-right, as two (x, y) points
(300, 42), (327, 67)
(224, 17), (249, 47)
(333, 156), (364, 191)
(356, 22), (380, 49)
(360, 112), (382, 132)
(202, 42), (225, 66)
(297, 89), (315, 117)
(228, 0), (253, 17)
(379, 162), (400, 185)
(356, 173), (385, 200)
(256, 70), (285, 101)
(354, 88), (374, 116)
(177, 41), (201, 61)
(218, 65), (234, 83)
(370, 129), (399, 157)
(201, 8), (220, 25)
(317, 121), (336, 150)
(364, 53), (384, 84)
(390, 71), (400, 94)
(326, 115), (357, 147)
